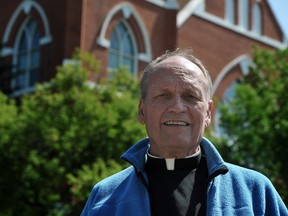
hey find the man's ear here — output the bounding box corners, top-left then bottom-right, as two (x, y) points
(138, 98), (145, 124)
(205, 99), (213, 127)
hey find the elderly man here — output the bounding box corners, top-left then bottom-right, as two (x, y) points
(81, 48), (288, 216)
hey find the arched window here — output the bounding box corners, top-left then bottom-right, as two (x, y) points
(108, 21), (137, 74)
(252, 3), (262, 35)
(13, 18), (41, 94)
(239, 0), (249, 30)
(225, 0), (236, 24)
(221, 81), (238, 104)
(215, 81), (239, 136)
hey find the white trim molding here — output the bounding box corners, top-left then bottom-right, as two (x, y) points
(177, 0), (204, 27)
(97, 2), (152, 63)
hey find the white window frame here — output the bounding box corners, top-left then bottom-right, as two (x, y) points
(11, 17), (41, 96)
(225, 0), (235, 24)
(252, 3), (262, 35)
(108, 20), (138, 75)
(239, 0), (249, 30)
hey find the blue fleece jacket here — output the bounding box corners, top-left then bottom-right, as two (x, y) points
(81, 137), (288, 216)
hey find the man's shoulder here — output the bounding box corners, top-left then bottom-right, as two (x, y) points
(225, 162), (272, 187)
(93, 166), (134, 192)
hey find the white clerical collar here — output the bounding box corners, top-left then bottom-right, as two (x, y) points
(146, 147), (201, 171)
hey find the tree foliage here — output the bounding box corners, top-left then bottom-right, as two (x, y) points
(214, 47), (288, 204)
(0, 51), (146, 215)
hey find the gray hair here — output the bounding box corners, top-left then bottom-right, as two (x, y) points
(140, 48), (212, 100)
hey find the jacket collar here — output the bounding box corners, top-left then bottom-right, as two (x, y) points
(121, 137), (228, 180)
(200, 137), (229, 181)
(121, 138), (149, 173)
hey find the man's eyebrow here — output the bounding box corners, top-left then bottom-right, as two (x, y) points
(184, 84), (204, 97)
(183, 81), (202, 91)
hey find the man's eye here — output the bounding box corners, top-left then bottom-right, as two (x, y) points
(188, 94), (195, 98)
(157, 93), (168, 97)
(154, 93), (170, 100)
(186, 94), (201, 101)
(187, 94), (196, 99)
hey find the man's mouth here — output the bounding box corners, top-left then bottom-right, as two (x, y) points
(164, 121), (189, 126)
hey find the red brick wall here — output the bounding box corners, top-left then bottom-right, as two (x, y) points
(261, 1), (283, 41)
(206, 0), (225, 19)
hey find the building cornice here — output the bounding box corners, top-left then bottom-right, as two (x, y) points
(193, 10), (287, 49)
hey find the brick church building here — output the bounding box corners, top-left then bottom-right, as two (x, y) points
(0, 0), (287, 129)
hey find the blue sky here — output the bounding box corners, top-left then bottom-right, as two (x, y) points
(267, 0), (288, 41)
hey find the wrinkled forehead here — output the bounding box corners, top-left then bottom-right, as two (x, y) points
(152, 56), (206, 83)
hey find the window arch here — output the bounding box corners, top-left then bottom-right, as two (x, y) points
(1, 0), (51, 57)
(239, 0), (249, 29)
(12, 17), (41, 95)
(212, 55), (252, 96)
(225, 0), (236, 24)
(252, 3), (262, 35)
(108, 21), (138, 74)
(97, 2), (151, 64)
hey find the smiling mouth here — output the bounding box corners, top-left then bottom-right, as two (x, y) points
(164, 121), (189, 126)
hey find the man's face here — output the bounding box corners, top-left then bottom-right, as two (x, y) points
(138, 56), (213, 158)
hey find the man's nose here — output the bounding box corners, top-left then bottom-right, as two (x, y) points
(168, 96), (187, 113)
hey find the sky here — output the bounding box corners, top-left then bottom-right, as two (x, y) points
(267, 0), (288, 41)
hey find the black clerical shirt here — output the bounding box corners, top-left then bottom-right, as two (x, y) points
(145, 150), (208, 216)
